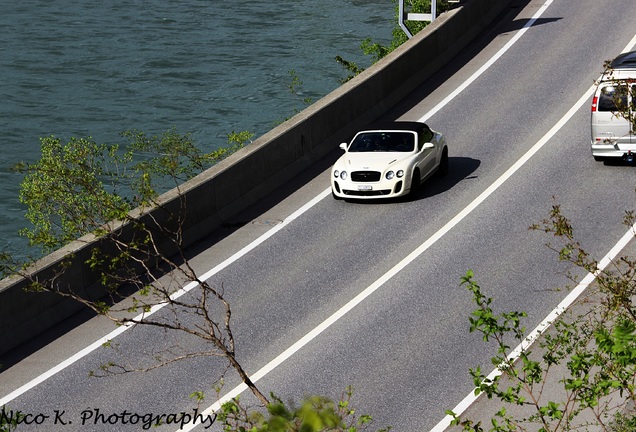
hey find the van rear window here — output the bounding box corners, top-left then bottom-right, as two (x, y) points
(598, 84), (628, 112)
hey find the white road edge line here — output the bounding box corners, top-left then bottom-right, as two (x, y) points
(9, 3), (615, 432)
(428, 33), (636, 432)
(2, 0), (553, 409)
(0, 0), (555, 422)
(0, 189), (331, 406)
(429, 224), (636, 432)
(419, 0), (553, 123)
(177, 2), (580, 429)
(190, 74), (590, 432)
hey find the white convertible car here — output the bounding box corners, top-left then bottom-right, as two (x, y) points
(331, 121), (448, 199)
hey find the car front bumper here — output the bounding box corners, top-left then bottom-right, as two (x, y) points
(331, 177), (409, 199)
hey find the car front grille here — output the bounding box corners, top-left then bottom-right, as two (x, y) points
(351, 171), (381, 182)
(343, 189), (392, 197)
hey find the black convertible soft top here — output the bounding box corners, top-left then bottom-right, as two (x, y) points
(362, 121), (431, 134)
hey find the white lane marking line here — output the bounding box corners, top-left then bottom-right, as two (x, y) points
(0, 188), (332, 406)
(2, 0), (555, 419)
(420, 0), (554, 123)
(178, 7), (576, 430)
(625, 33), (636, 53)
(430, 224), (636, 432)
(182, 79), (589, 432)
(429, 34), (636, 432)
(0, 325), (132, 407)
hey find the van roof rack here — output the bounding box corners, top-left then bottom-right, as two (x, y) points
(611, 51), (636, 69)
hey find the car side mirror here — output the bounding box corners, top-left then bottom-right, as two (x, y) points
(418, 142), (435, 151)
(339, 143), (347, 151)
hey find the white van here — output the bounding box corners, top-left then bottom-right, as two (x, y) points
(591, 51), (636, 161)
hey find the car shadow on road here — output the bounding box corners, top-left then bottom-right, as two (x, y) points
(413, 156), (481, 200)
(341, 156), (480, 204)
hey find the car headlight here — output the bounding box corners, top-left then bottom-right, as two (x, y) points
(386, 170), (404, 180)
(335, 170), (347, 180)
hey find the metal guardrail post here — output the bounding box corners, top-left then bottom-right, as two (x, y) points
(399, 0), (434, 39)
(398, 0), (461, 39)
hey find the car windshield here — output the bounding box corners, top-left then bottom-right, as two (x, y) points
(347, 132), (415, 152)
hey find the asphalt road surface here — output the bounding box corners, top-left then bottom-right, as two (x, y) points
(2, 0), (636, 430)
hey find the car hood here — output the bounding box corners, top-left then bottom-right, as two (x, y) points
(338, 152), (414, 171)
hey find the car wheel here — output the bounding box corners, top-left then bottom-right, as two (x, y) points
(593, 156), (606, 162)
(332, 189), (342, 200)
(437, 147), (449, 176)
(409, 170), (421, 197)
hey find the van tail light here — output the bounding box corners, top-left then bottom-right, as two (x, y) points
(591, 96), (598, 112)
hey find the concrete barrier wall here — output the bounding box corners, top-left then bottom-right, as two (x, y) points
(0, 0), (512, 357)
